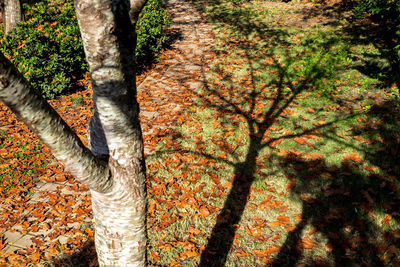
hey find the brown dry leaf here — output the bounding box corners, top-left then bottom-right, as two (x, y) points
(302, 237), (318, 249)
(307, 107), (315, 113)
(362, 190), (374, 205)
(381, 214), (392, 225)
(393, 230), (400, 239)
(151, 251), (160, 261)
(325, 243), (333, 252)
(294, 137), (305, 145)
(236, 251), (251, 257)
(199, 206), (210, 218)
(308, 227), (317, 235)
(286, 181), (295, 190)
(269, 221), (282, 227)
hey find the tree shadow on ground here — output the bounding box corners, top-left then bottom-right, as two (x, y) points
(51, 240), (98, 267)
(147, 0), (400, 266)
(159, 0), (362, 266)
(143, 0), (400, 265)
(343, 1), (399, 89)
(297, 0), (400, 89)
(272, 99), (400, 266)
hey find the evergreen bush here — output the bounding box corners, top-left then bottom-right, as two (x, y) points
(0, 0), (169, 99)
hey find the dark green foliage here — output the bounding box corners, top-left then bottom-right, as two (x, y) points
(0, 0), (85, 99)
(354, 0), (399, 21)
(354, 0), (400, 54)
(136, 0), (170, 62)
(0, 0), (169, 99)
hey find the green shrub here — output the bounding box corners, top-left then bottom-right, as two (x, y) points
(0, 0), (169, 99)
(136, 0), (170, 62)
(0, 0), (86, 99)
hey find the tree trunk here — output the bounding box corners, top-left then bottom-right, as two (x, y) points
(75, 0), (147, 264)
(4, 0), (21, 34)
(0, 0), (149, 265)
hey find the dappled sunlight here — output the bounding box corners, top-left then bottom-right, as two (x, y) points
(145, 0), (400, 266)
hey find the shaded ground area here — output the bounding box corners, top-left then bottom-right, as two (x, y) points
(145, 0), (400, 266)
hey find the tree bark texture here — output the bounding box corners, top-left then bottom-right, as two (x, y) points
(4, 0), (21, 34)
(0, 0), (148, 265)
(75, 0), (147, 265)
(0, 53), (112, 193)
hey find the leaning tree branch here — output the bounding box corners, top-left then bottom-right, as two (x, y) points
(0, 53), (113, 193)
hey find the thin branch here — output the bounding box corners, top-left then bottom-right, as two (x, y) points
(0, 53), (113, 193)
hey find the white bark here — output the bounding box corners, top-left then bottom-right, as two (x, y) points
(0, 0), (148, 265)
(75, 0), (148, 265)
(0, 53), (112, 193)
(4, 0), (21, 34)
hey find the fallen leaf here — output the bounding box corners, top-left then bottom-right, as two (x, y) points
(236, 251), (251, 257)
(199, 206), (210, 218)
(381, 214), (392, 225)
(302, 237), (318, 249)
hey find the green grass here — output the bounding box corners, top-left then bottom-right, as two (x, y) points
(145, 0), (400, 266)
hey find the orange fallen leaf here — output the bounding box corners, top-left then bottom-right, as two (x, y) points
(269, 221), (282, 227)
(302, 237), (318, 249)
(0, 237), (5, 250)
(254, 246), (280, 257)
(151, 251), (160, 261)
(381, 214), (392, 225)
(308, 227), (317, 235)
(236, 251), (251, 257)
(307, 107), (315, 113)
(284, 225), (296, 232)
(85, 227), (94, 237)
(246, 226), (263, 237)
(294, 137), (305, 145)
(277, 215), (290, 224)
(199, 206), (210, 218)
(325, 243), (333, 252)
(188, 226), (201, 235)
(179, 249), (198, 259)
(286, 181), (295, 190)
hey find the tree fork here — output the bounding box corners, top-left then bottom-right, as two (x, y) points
(0, 0), (149, 265)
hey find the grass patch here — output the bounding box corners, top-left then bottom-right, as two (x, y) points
(146, 0), (400, 266)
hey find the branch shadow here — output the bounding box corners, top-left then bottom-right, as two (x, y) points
(51, 240), (98, 267)
(343, 1), (400, 89)
(142, 0), (362, 266)
(147, 0), (400, 266)
(272, 100), (400, 266)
